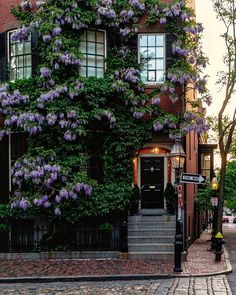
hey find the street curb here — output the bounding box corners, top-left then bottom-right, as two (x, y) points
(0, 247), (232, 283)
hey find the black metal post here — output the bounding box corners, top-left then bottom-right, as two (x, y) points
(173, 169), (183, 273)
(211, 205), (218, 249)
(120, 221), (128, 253)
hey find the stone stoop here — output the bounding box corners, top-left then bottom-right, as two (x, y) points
(127, 210), (176, 260)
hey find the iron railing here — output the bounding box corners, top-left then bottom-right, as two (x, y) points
(0, 226), (122, 252)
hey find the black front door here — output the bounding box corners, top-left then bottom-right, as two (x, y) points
(141, 157), (164, 209)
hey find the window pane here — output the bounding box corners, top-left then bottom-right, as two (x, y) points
(97, 68), (104, 78)
(10, 44), (16, 57)
(148, 59), (155, 69)
(141, 71), (148, 82)
(156, 71), (164, 82)
(140, 35), (147, 47)
(88, 55), (95, 66)
(18, 56), (24, 67)
(87, 42), (96, 54)
(10, 57), (17, 69)
(25, 55), (32, 66)
(148, 47), (155, 59)
(148, 35), (155, 46)
(156, 59), (164, 69)
(88, 67), (96, 77)
(80, 67), (87, 77)
(97, 56), (104, 68)
(148, 70), (156, 81)
(156, 47), (164, 58)
(10, 69), (16, 81)
(18, 68), (24, 79)
(97, 31), (104, 43)
(88, 31), (95, 42)
(25, 67), (31, 78)
(80, 41), (86, 53)
(97, 43), (104, 55)
(17, 44), (24, 55)
(156, 35), (164, 46)
(24, 42), (31, 54)
(140, 47), (148, 58)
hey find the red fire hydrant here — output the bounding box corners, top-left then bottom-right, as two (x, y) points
(214, 232), (225, 262)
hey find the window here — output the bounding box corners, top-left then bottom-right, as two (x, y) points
(8, 30), (32, 81)
(139, 34), (165, 83)
(80, 30), (106, 78)
(88, 156), (104, 183)
(201, 153), (211, 182)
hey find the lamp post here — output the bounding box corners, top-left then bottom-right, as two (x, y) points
(169, 137), (186, 273)
(210, 176), (218, 250)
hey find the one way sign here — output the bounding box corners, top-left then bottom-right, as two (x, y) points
(180, 173), (206, 184)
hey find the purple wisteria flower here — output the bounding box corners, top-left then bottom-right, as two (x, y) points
(53, 27), (62, 36)
(42, 35), (52, 43)
(54, 207), (61, 216)
(59, 53), (81, 66)
(129, 0), (145, 11)
(11, 26), (30, 43)
(153, 122), (164, 131)
(160, 17), (167, 24)
(151, 97), (160, 105)
(20, 1), (32, 10)
(40, 67), (52, 78)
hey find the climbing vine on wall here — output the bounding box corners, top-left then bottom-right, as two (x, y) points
(0, 0), (210, 222)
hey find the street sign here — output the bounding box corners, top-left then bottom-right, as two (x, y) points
(180, 173), (206, 184)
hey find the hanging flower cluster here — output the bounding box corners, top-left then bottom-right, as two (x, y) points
(11, 156), (92, 215)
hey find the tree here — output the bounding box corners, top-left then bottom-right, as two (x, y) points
(223, 161), (236, 211)
(212, 0), (236, 232)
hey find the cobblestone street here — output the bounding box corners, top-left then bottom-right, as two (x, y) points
(0, 276), (233, 295)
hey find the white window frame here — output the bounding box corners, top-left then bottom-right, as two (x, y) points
(7, 29), (32, 82)
(138, 33), (166, 85)
(80, 29), (107, 78)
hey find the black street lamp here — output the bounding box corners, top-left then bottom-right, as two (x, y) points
(169, 137), (186, 273)
(210, 176), (218, 250)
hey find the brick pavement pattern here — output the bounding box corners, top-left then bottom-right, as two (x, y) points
(0, 276), (233, 294)
(0, 231), (227, 278)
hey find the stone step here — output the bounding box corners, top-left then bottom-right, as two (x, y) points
(138, 209), (167, 215)
(127, 252), (174, 260)
(128, 215), (175, 222)
(128, 236), (174, 244)
(128, 228), (175, 236)
(128, 243), (174, 252)
(128, 221), (176, 229)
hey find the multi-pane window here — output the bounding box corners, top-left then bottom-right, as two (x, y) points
(80, 30), (106, 78)
(139, 34), (165, 83)
(8, 30), (32, 81)
(201, 153), (211, 182)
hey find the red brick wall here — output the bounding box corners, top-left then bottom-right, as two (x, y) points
(185, 131), (199, 243)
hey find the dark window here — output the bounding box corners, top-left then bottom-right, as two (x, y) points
(80, 30), (106, 78)
(11, 133), (28, 161)
(8, 30), (32, 81)
(88, 156), (104, 183)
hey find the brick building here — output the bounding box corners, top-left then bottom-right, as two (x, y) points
(0, 0), (216, 259)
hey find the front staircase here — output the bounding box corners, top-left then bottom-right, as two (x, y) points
(128, 209), (176, 260)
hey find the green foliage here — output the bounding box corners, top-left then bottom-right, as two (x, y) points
(194, 184), (214, 210)
(223, 161), (236, 210)
(164, 182), (176, 212)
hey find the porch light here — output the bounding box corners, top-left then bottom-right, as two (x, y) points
(169, 137), (186, 169)
(211, 177), (218, 191)
(152, 147), (159, 154)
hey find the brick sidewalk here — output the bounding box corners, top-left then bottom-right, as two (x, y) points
(0, 231), (229, 279)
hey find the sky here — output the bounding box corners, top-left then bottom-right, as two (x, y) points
(195, 0), (236, 167)
(195, 0), (236, 118)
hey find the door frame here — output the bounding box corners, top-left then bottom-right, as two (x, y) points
(137, 154), (172, 210)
